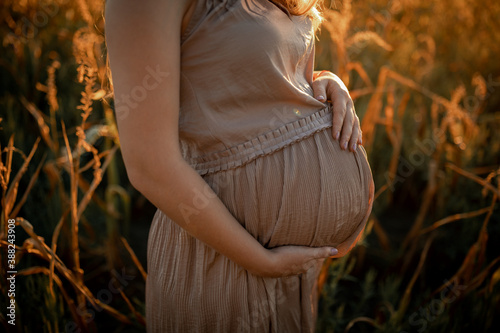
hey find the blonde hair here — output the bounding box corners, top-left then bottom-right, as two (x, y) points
(271, 0), (324, 30)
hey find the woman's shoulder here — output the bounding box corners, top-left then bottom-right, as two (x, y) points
(106, 0), (194, 27)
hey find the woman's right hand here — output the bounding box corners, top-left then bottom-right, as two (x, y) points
(254, 246), (338, 278)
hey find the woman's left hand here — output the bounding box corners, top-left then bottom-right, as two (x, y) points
(311, 71), (362, 152)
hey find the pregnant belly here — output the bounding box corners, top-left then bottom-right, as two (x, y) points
(203, 127), (374, 256)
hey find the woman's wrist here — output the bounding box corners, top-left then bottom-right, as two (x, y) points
(245, 246), (276, 277)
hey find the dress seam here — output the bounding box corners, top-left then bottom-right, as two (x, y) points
(187, 103), (333, 175)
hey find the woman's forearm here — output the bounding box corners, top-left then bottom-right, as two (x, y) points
(131, 153), (271, 276)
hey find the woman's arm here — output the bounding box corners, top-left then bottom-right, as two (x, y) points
(105, 0), (337, 277)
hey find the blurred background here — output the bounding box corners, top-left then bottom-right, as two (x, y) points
(1, 0), (499, 332)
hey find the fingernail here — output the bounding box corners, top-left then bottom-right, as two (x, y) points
(359, 137), (363, 145)
(352, 143), (357, 151)
(342, 142), (347, 150)
(335, 131), (340, 140)
(330, 248), (338, 256)
(316, 95), (325, 101)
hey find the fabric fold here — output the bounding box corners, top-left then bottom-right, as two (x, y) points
(187, 103), (334, 175)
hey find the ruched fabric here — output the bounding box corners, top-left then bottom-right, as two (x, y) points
(187, 105), (335, 175)
(145, 0), (375, 332)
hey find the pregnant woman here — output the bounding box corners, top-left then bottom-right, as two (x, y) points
(105, 0), (374, 331)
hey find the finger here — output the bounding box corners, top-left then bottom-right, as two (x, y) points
(313, 247), (338, 259)
(311, 78), (328, 102)
(339, 101), (354, 150)
(292, 247), (338, 275)
(331, 96), (347, 141)
(348, 115), (361, 152)
(296, 248), (332, 273)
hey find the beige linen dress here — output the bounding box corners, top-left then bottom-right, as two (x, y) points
(145, 0), (375, 331)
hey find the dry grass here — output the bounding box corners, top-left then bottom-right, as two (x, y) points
(315, 1), (500, 331)
(1, 0), (144, 331)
